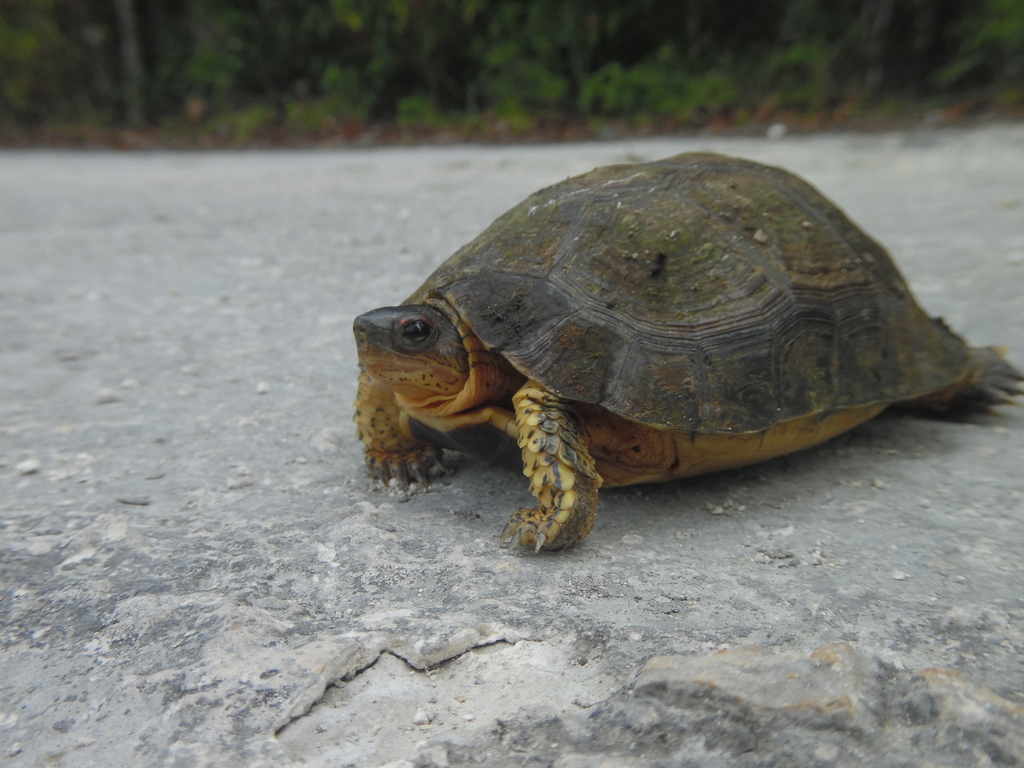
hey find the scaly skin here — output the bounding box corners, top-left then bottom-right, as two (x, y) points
(353, 370), (444, 487)
(502, 383), (603, 551)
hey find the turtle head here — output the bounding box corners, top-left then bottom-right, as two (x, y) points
(353, 304), (470, 400)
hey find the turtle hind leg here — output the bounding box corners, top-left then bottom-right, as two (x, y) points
(968, 347), (1024, 405)
(501, 383), (602, 551)
(914, 346), (1023, 412)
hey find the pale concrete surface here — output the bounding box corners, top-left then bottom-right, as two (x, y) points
(1, 126), (1023, 767)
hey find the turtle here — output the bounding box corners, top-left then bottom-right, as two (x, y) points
(352, 152), (1022, 551)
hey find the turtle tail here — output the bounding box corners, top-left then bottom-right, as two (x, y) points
(914, 346), (1023, 412)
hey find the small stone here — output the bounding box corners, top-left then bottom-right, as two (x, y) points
(116, 495), (151, 506)
(16, 458), (41, 475)
(463, 713), (475, 721)
(941, 605), (1008, 631)
(311, 428), (343, 452)
(893, 570), (911, 581)
(766, 122), (787, 140)
(256, 381), (270, 394)
(753, 228), (769, 243)
(413, 744), (449, 768)
(54, 348), (90, 363)
(120, 378), (141, 389)
(227, 476), (253, 490)
(637, 644), (881, 734)
(814, 744), (839, 761)
(871, 479), (887, 490)
(412, 708), (433, 725)
(95, 388), (120, 405)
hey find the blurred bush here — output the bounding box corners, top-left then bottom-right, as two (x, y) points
(1, 0), (1021, 130)
(940, 0), (1024, 100)
(581, 44), (739, 119)
(1, 0), (78, 122)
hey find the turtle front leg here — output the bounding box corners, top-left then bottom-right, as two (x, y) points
(354, 371), (444, 487)
(502, 382), (603, 551)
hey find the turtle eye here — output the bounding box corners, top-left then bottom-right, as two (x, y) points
(395, 316), (436, 351)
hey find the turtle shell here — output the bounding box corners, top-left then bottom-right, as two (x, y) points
(405, 153), (970, 433)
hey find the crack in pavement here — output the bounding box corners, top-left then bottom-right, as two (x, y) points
(274, 638), (520, 741)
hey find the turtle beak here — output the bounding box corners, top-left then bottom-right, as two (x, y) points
(353, 308), (398, 355)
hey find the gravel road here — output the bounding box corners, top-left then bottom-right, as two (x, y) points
(2, 126), (1023, 767)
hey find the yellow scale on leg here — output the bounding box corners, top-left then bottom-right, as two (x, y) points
(501, 383), (602, 551)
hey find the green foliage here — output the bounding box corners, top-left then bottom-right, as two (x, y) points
(481, 46), (569, 113)
(0, 0), (75, 121)
(473, 1), (600, 113)
(762, 41), (836, 110)
(210, 104), (276, 143)
(4, 1), (1023, 129)
(320, 64), (371, 119)
(581, 46), (738, 118)
(396, 94), (440, 127)
(940, 0), (1024, 90)
(187, 44), (244, 107)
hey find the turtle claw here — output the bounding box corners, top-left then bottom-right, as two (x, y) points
(389, 457), (411, 489)
(499, 508), (563, 551)
(365, 454), (389, 484)
(365, 445), (445, 489)
(533, 530), (547, 553)
(408, 463), (424, 486)
(498, 520), (518, 548)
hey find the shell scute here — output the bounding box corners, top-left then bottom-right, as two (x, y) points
(406, 153), (971, 433)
